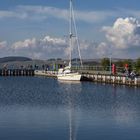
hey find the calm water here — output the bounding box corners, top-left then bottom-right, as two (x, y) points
(0, 77), (140, 140)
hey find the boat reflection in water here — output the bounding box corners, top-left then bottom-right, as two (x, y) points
(58, 80), (82, 140)
(69, 101), (76, 140)
(68, 86), (77, 140)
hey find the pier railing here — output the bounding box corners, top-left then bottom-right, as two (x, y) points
(71, 65), (125, 75)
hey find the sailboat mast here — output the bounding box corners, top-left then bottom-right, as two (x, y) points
(69, 0), (72, 67)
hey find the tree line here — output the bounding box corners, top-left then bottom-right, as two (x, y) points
(101, 58), (140, 74)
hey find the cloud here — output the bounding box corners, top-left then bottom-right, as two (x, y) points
(0, 41), (7, 49)
(0, 5), (118, 23)
(1, 5), (140, 25)
(0, 10), (27, 19)
(103, 17), (140, 49)
(11, 36), (67, 59)
(0, 11), (17, 18)
(0, 41), (13, 57)
(73, 10), (115, 23)
(96, 42), (110, 56)
(1, 16), (140, 59)
(0, 32), (140, 59)
(16, 5), (68, 21)
(0, 35), (107, 59)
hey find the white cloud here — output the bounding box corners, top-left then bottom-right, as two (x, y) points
(0, 35), (105, 59)
(103, 17), (140, 49)
(0, 5), (118, 23)
(0, 41), (7, 49)
(75, 11), (116, 23)
(0, 41), (13, 57)
(1, 5), (140, 25)
(11, 36), (67, 59)
(16, 5), (68, 21)
(0, 11), (16, 18)
(96, 42), (110, 56)
(0, 32), (140, 59)
(1, 16), (140, 59)
(0, 10), (27, 19)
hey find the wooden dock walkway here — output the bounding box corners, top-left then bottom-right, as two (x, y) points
(0, 69), (34, 76)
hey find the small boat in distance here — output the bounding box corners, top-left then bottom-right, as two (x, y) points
(57, 0), (82, 81)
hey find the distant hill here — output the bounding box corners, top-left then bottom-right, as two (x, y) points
(0, 56), (32, 63)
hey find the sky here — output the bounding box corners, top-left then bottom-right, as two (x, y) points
(0, 0), (140, 59)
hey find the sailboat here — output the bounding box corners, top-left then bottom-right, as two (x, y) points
(57, 0), (82, 81)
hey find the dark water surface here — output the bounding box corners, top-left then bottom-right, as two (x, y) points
(0, 77), (140, 140)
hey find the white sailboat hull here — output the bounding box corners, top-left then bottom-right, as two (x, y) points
(34, 70), (47, 76)
(57, 73), (81, 81)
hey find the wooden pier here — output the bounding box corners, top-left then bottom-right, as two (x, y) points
(0, 69), (34, 76)
(0, 69), (140, 87)
(82, 74), (140, 87)
(34, 70), (140, 87)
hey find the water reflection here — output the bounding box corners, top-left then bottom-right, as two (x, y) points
(110, 86), (140, 126)
(58, 80), (81, 84)
(69, 94), (76, 140)
(57, 81), (82, 140)
(0, 77), (140, 140)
